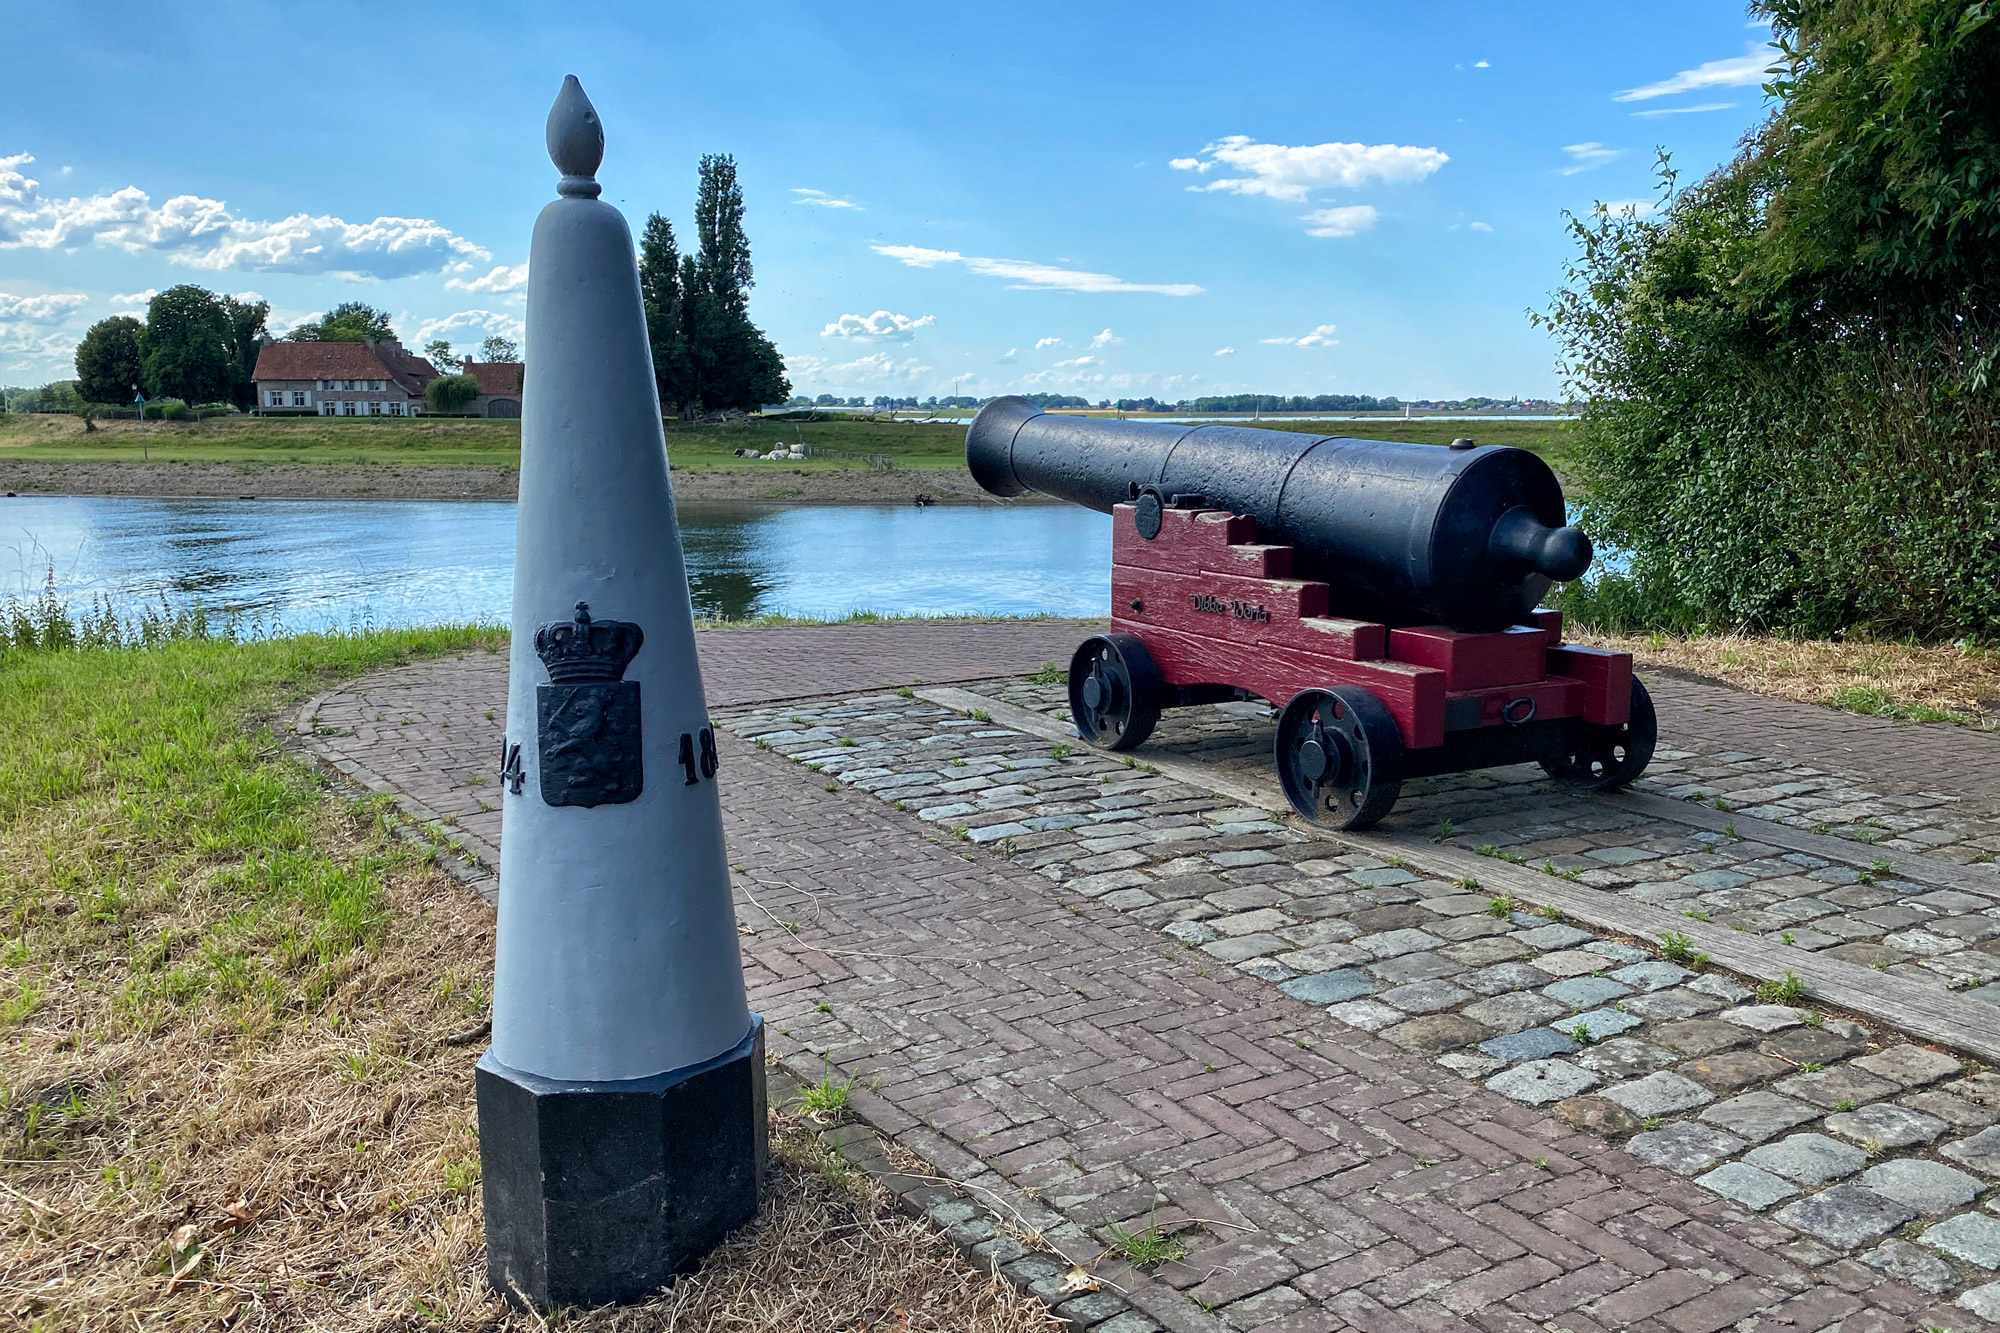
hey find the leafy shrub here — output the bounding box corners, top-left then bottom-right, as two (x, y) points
(1542, 0), (2000, 642)
(426, 373), (482, 414)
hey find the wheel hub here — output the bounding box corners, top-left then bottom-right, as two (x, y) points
(1298, 736), (1329, 782)
(1082, 674), (1105, 710)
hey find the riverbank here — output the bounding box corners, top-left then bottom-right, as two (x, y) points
(0, 458), (1013, 503)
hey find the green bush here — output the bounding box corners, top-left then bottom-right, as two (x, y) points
(1542, 0), (1999, 642)
(426, 373), (481, 414)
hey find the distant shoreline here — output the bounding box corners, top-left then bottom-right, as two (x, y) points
(0, 459), (1042, 505)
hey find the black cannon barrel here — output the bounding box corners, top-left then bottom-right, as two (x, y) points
(966, 396), (1591, 632)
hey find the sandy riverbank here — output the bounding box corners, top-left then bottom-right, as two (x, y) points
(0, 459), (1025, 504)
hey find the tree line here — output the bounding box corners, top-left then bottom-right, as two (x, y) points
(58, 292), (525, 414)
(72, 286), (270, 410)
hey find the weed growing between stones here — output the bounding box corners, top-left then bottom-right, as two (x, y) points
(796, 1058), (861, 1123)
(1758, 971), (1812, 1005)
(1099, 1216), (1189, 1268)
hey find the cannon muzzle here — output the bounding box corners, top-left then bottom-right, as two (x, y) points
(968, 396), (1590, 631)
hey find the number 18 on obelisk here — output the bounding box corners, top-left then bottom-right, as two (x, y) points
(475, 75), (765, 1308)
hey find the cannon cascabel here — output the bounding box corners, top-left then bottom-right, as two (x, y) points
(965, 396), (1591, 632)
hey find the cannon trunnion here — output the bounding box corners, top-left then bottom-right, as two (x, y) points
(967, 397), (1656, 830)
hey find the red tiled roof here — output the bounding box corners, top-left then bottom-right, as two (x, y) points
(251, 341), (439, 396)
(464, 361), (523, 397)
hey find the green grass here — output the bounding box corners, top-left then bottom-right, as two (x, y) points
(0, 622), (502, 1037)
(1756, 971), (1811, 1005)
(1102, 1217), (1191, 1267)
(0, 411), (1574, 475)
(794, 1060), (860, 1121)
(1657, 932), (1709, 968)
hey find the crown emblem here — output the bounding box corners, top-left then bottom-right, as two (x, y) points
(535, 602), (643, 683)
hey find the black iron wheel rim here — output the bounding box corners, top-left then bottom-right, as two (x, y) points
(1079, 643), (1132, 741)
(1560, 721), (1631, 782)
(1287, 694), (1370, 819)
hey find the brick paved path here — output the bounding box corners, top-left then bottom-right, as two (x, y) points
(1647, 669), (2000, 817)
(295, 621), (2000, 1330)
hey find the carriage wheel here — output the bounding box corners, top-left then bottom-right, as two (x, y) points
(1067, 634), (1162, 751)
(1540, 675), (1658, 791)
(1275, 687), (1404, 830)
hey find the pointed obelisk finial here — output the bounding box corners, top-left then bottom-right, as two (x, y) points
(546, 74), (604, 198)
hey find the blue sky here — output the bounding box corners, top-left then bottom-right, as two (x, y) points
(0, 1), (1779, 401)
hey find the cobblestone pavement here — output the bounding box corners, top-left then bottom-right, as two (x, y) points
(294, 622), (2000, 1329)
(970, 683), (2000, 999)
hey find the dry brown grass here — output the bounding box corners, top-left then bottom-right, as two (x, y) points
(1572, 630), (2000, 727)
(1, 810), (1064, 1332)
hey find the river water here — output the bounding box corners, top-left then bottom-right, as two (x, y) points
(0, 496), (1112, 629)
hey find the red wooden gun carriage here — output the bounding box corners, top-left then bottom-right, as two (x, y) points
(967, 398), (1655, 830)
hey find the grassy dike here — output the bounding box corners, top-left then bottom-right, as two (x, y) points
(0, 626), (1058, 1330)
(0, 411), (1575, 475)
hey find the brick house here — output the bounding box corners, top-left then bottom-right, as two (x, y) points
(250, 340), (440, 417)
(461, 356), (524, 418)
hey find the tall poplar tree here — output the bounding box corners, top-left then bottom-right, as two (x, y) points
(691, 154), (789, 410)
(638, 213), (694, 413)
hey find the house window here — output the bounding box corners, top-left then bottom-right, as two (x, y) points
(342, 400), (356, 415)
(292, 391), (308, 406)
(374, 380), (386, 391)
(321, 402), (336, 416)
(268, 391), (283, 407)
(369, 401), (383, 415)
(389, 401), (405, 416)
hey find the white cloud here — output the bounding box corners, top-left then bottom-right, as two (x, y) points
(1560, 142), (1623, 175)
(412, 308), (526, 349)
(1172, 135), (1447, 202)
(0, 152), (487, 279)
(1052, 355), (1098, 369)
(0, 288), (90, 374)
(873, 244), (959, 267)
(1300, 205), (1379, 238)
(784, 350), (933, 389)
(111, 288), (158, 307)
(1214, 347), (1236, 356)
(447, 262), (528, 296)
(997, 348), (1017, 363)
(820, 310), (935, 342)
(1614, 44), (1777, 101)
(1630, 102), (1738, 118)
(0, 290), (88, 324)
(1034, 336), (1064, 350)
(1260, 323), (1339, 348)
(1469, 221), (1494, 232)
(1088, 328), (1121, 349)
(872, 244), (1202, 296)
(1474, 60), (1490, 68)
(792, 187), (861, 210)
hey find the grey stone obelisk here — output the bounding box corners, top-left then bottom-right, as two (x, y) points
(476, 75), (765, 1309)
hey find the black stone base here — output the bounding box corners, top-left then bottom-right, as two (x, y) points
(476, 1017), (766, 1308)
